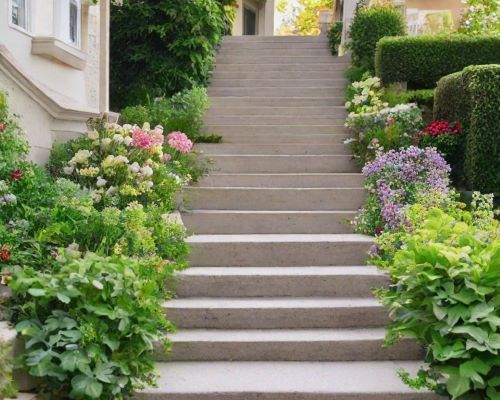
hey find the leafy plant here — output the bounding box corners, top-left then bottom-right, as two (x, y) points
(0, 339), (16, 398)
(10, 253), (173, 399)
(349, 4), (406, 72)
(374, 204), (500, 400)
(459, 0), (499, 36)
(327, 21), (343, 54)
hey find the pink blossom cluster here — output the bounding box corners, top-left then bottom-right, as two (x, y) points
(167, 131), (193, 153)
(132, 128), (164, 150)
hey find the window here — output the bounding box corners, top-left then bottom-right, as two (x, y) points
(69, 0), (80, 45)
(54, 0), (81, 47)
(10, 0), (30, 31)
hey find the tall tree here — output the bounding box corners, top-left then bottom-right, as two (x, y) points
(276, 0), (334, 35)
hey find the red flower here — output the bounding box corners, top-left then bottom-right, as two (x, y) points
(10, 169), (22, 181)
(423, 120), (462, 138)
(0, 246), (10, 262)
(0, 122), (5, 132)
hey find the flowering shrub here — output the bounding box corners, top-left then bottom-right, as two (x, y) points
(459, 0), (499, 36)
(49, 122), (197, 210)
(353, 146), (451, 235)
(345, 75), (388, 114)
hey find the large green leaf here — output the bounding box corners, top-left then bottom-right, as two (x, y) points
(447, 374), (470, 399)
(71, 375), (103, 399)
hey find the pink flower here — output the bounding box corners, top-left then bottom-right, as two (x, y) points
(167, 131), (193, 153)
(0, 122), (5, 132)
(132, 128), (153, 149)
(162, 154), (172, 163)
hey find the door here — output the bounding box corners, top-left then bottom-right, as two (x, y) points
(243, 7), (257, 35)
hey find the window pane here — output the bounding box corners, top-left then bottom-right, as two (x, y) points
(69, 1), (78, 43)
(12, 0), (27, 29)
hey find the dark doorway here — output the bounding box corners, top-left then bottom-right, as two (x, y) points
(243, 7), (257, 35)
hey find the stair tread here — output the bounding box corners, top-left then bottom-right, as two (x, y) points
(178, 266), (383, 276)
(139, 361), (439, 396)
(165, 297), (383, 309)
(185, 210), (358, 214)
(187, 234), (372, 243)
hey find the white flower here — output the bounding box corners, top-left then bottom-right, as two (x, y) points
(3, 194), (16, 203)
(96, 176), (107, 187)
(145, 181), (154, 189)
(70, 149), (92, 165)
(142, 122), (151, 131)
(345, 101), (352, 109)
(114, 155), (129, 164)
(122, 124), (132, 131)
(113, 134), (124, 144)
(123, 136), (133, 146)
(63, 166), (75, 175)
(140, 166), (154, 177)
(101, 138), (112, 149)
(106, 186), (117, 196)
(87, 130), (99, 140)
(343, 138), (356, 144)
(90, 190), (102, 203)
(129, 162), (140, 173)
(154, 125), (164, 135)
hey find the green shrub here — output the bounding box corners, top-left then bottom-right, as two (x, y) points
(110, 0), (226, 109)
(458, 0), (500, 36)
(374, 201), (500, 400)
(349, 5), (406, 72)
(327, 21), (343, 55)
(121, 87), (209, 140)
(0, 339), (16, 398)
(375, 35), (500, 87)
(434, 64), (500, 193)
(382, 86), (435, 108)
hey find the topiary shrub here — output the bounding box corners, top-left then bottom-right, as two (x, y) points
(375, 35), (500, 87)
(434, 64), (500, 193)
(349, 5), (406, 72)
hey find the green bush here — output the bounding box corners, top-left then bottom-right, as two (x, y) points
(349, 5), (406, 72)
(110, 0), (226, 109)
(327, 21), (343, 55)
(0, 339), (16, 398)
(382, 86), (435, 108)
(374, 202), (500, 400)
(434, 64), (500, 193)
(375, 35), (500, 87)
(121, 87), (209, 140)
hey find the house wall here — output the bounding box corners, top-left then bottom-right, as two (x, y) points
(0, 0), (110, 164)
(233, 0), (275, 35)
(405, 0), (463, 26)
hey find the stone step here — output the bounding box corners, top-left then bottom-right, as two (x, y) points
(217, 48), (333, 57)
(181, 210), (355, 234)
(223, 35), (329, 43)
(208, 87), (344, 97)
(210, 78), (346, 88)
(204, 116), (345, 126)
(196, 143), (350, 155)
(187, 234), (372, 267)
(218, 132), (348, 144)
(206, 155), (357, 173)
(182, 188), (365, 211)
(197, 173), (364, 188)
(216, 56), (348, 64)
(214, 63), (349, 72)
(209, 96), (345, 107)
(206, 105), (347, 116)
(221, 41), (331, 49)
(174, 266), (385, 297)
(134, 361), (443, 399)
(205, 125), (349, 135)
(212, 70), (346, 79)
(164, 297), (388, 329)
(162, 328), (422, 362)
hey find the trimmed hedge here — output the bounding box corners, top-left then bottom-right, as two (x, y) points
(375, 35), (500, 87)
(349, 5), (406, 72)
(434, 64), (500, 193)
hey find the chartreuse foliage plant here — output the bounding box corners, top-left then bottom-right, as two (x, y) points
(0, 338), (16, 398)
(373, 193), (500, 400)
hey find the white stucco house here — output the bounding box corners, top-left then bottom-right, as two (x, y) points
(233, 0), (275, 36)
(0, 0), (111, 164)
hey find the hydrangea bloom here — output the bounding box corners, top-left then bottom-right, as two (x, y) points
(167, 132), (193, 153)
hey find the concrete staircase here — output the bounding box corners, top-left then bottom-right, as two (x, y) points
(137, 35), (441, 399)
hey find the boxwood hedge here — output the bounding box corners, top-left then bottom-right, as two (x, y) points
(375, 35), (500, 87)
(434, 64), (500, 193)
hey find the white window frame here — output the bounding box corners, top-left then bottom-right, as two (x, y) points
(54, 0), (82, 48)
(9, 0), (32, 34)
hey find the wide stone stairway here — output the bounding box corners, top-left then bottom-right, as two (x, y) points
(138, 36), (441, 399)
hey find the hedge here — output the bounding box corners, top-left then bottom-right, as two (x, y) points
(375, 35), (500, 87)
(434, 64), (500, 193)
(349, 5), (406, 72)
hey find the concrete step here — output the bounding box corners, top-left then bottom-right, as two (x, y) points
(216, 56), (348, 64)
(210, 78), (346, 88)
(212, 70), (346, 79)
(174, 266), (385, 297)
(197, 173), (364, 188)
(206, 155), (357, 173)
(217, 48), (333, 57)
(208, 87), (344, 97)
(204, 116), (345, 126)
(164, 297), (389, 329)
(182, 188), (365, 211)
(223, 35), (329, 43)
(220, 41), (331, 49)
(218, 133), (349, 144)
(209, 96), (345, 107)
(163, 328), (422, 362)
(181, 210), (355, 234)
(134, 361), (443, 399)
(206, 106), (347, 116)
(214, 63), (349, 72)
(205, 125), (349, 135)
(187, 234), (372, 267)
(196, 143), (350, 155)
